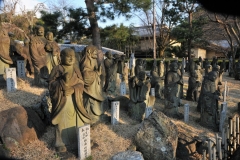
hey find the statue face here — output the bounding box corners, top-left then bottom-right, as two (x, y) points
(62, 50), (75, 66)
(106, 52), (112, 59)
(171, 63), (178, 72)
(91, 49), (98, 59)
(208, 72), (217, 82)
(37, 27), (44, 36)
(46, 32), (53, 41)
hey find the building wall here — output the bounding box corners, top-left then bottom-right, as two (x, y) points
(206, 51), (216, 59)
(191, 48), (206, 58)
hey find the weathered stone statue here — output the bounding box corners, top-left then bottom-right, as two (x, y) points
(164, 61), (183, 118)
(150, 61), (164, 99)
(14, 38), (34, 75)
(199, 56), (203, 68)
(177, 62), (184, 98)
(128, 71), (155, 121)
(199, 71), (220, 131)
(48, 48), (91, 152)
(211, 56), (218, 69)
(103, 52), (124, 94)
(186, 68), (202, 102)
(135, 58), (145, 77)
(205, 63), (212, 75)
(234, 59), (240, 80)
(0, 27), (12, 75)
(30, 25), (48, 86)
(80, 45), (105, 124)
(45, 32), (61, 74)
(229, 56), (234, 77)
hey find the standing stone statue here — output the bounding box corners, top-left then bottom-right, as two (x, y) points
(128, 71), (154, 121)
(150, 60), (164, 99)
(14, 38), (34, 75)
(45, 31), (61, 74)
(234, 59), (240, 80)
(199, 56), (203, 68)
(164, 61), (183, 118)
(186, 68), (202, 102)
(30, 25), (48, 86)
(80, 45), (106, 124)
(48, 48), (91, 152)
(135, 58), (145, 77)
(199, 71), (220, 131)
(229, 56), (233, 77)
(205, 63), (212, 75)
(103, 52), (118, 94)
(0, 26), (12, 76)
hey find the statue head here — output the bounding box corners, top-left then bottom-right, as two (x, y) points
(60, 48), (75, 66)
(84, 45), (98, 59)
(170, 61), (178, 72)
(35, 26), (44, 37)
(105, 51), (112, 59)
(208, 71), (218, 82)
(46, 32), (53, 41)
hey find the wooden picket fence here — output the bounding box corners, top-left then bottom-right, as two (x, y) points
(202, 112), (240, 160)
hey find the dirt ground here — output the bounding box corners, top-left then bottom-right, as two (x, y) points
(0, 72), (240, 160)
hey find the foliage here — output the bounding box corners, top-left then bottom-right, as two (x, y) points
(100, 24), (139, 51)
(38, 10), (62, 37)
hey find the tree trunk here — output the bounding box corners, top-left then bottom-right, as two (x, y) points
(188, 12), (193, 63)
(85, 0), (101, 49)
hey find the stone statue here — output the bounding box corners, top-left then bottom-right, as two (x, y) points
(80, 45), (106, 124)
(150, 60), (164, 99)
(229, 56), (233, 77)
(177, 62), (184, 98)
(45, 32), (61, 74)
(199, 71), (220, 131)
(103, 51), (119, 94)
(211, 56), (218, 69)
(186, 67), (202, 102)
(122, 62), (129, 83)
(135, 58), (145, 77)
(199, 56), (203, 68)
(0, 27), (12, 75)
(205, 63), (212, 75)
(48, 48), (91, 152)
(234, 59), (240, 80)
(14, 38), (34, 75)
(128, 71), (154, 121)
(164, 61), (183, 118)
(30, 25), (48, 86)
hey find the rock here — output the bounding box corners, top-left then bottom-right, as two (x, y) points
(177, 132), (203, 160)
(231, 145), (240, 160)
(32, 92), (52, 125)
(0, 106), (46, 150)
(135, 110), (178, 160)
(111, 150), (144, 160)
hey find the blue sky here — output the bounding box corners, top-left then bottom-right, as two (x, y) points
(18, 0), (140, 28)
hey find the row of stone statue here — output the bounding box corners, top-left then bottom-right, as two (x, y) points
(0, 25), (60, 87)
(125, 56), (224, 131)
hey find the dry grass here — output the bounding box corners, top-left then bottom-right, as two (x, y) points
(0, 72), (240, 160)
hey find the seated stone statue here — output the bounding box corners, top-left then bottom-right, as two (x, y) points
(48, 48), (91, 152)
(164, 61), (183, 118)
(80, 45), (106, 124)
(150, 60), (164, 99)
(199, 71), (220, 131)
(0, 27), (12, 75)
(45, 32), (61, 74)
(30, 25), (48, 86)
(128, 71), (155, 121)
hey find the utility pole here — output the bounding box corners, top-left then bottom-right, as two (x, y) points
(153, 0), (156, 60)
